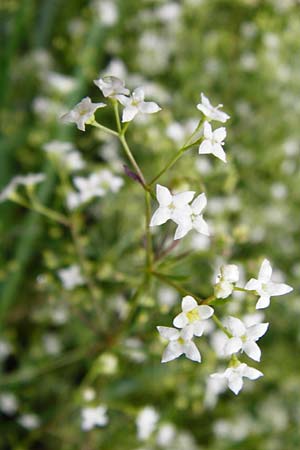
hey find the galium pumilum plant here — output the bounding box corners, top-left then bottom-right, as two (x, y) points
(0, 75), (293, 398)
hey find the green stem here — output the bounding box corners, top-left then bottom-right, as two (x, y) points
(151, 271), (202, 302)
(112, 99), (122, 133)
(145, 191), (153, 271)
(234, 287), (256, 294)
(119, 134), (147, 187)
(90, 121), (119, 137)
(212, 314), (232, 338)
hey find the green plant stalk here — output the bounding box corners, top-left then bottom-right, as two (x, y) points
(145, 191), (153, 271)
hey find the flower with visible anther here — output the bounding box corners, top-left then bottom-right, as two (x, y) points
(157, 325), (201, 363)
(118, 87), (161, 122)
(61, 97), (106, 131)
(197, 93), (230, 123)
(214, 264), (239, 299)
(199, 121), (227, 162)
(173, 296), (214, 337)
(211, 360), (263, 395)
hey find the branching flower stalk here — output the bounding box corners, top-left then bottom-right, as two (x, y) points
(0, 75), (294, 397)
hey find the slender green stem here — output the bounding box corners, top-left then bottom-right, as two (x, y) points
(145, 191), (153, 271)
(90, 121), (119, 137)
(212, 314), (232, 338)
(151, 271), (202, 302)
(234, 287), (256, 294)
(119, 134), (147, 186)
(112, 99), (122, 133)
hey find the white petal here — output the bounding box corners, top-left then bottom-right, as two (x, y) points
(182, 295), (198, 312)
(139, 101), (161, 114)
(212, 144), (227, 162)
(150, 207), (171, 226)
(266, 282), (293, 296)
(243, 341), (261, 361)
(243, 366), (263, 380)
(184, 342), (201, 362)
(157, 326), (180, 341)
(122, 105), (138, 122)
(223, 337), (243, 356)
(191, 193), (207, 214)
(197, 305), (214, 319)
(132, 87), (145, 103)
(174, 222), (192, 240)
(181, 325), (194, 341)
(173, 191), (195, 208)
(226, 316), (246, 336)
(117, 95), (131, 106)
(156, 184), (172, 206)
(258, 259), (272, 282)
(173, 312), (188, 328)
(244, 278), (260, 291)
(256, 295), (270, 309)
(192, 215), (210, 236)
(203, 121), (212, 139)
(199, 139), (213, 155)
(228, 375), (243, 395)
(246, 323), (269, 341)
(213, 127), (226, 142)
(192, 322), (205, 337)
(161, 342), (183, 362)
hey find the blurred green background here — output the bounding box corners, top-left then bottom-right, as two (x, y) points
(1, 0), (300, 449)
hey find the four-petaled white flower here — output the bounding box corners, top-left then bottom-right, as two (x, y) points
(118, 87), (161, 122)
(58, 265), (85, 290)
(173, 296), (214, 336)
(223, 316), (269, 361)
(214, 264), (239, 299)
(211, 362), (263, 395)
(157, 325), (201, 363)
(94, 75), (129, 99)
(245, 259), (293, 309)
(81, 405), (108, 431)
(0, 174), (45, 202)
(197, 93), (230, 123)
(61, 97), (106, 131)
(199, 121), (227, 162)
(174, 193), (209, 240)
(150, 184), (194, 228)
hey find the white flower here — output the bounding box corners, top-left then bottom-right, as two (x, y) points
(156, 423), (176, 447)
(18, 413), (40, 429)
(204, 374), (227, 409)
(173, 193), (209, 240)
(157, 325), (201, 363)
(43, 140), (85, 171)
(0, 393), (18, 415)
(58, 265), (85, 290)
(214, 264), (239, 299)
(196, 93), (230, 123)
(73, 170), (123, 204)
(199, 121), (227, 162)
(173, 296), (214, 337)
(0, 174), (45, 202)
(150, 184), (194, 228)
(244, 259), (293, 309)
(136, 406), (159, 441)
(43, 140), (74, 154)
(211, 362), (263, 395)
(94, 75), (129, 98)
(0, 339), (12, 360)
(118, 87), (161, 122)
(81, 405), (108, 431)
(61, 97), (106, 131)
(223, 316), (269, 361)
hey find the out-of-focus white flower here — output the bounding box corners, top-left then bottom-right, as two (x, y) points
(214, 264), (239, 299)
(245, 259), (293, 309)
(83, 388), (96, 402)
(156, 423), (176, 447)
(136, 406), (159, 441)
(18, 413), (40, 429)
(173, 296), (214, 337)
(204, 374), (227, 409)
(150, 184), (194, 228)
(45, 71), (76, 94)
(61, 97), (106, 131)
(81, 405), (108, 431)
(0, 393), (18, 415)
(242, 312), (265, 327)
(0, 339), (12, 361)
(94, 75), (129, 99)
(0, 174), (45, 202)
(43, 140), (85, 171)
(58, 265), (85, 290)
(155, 3), (181, 23)
(157, 325), (201, 363)
(211, 362), (263, 395)
(158, 286), (178, 310)
(199, 121), (227, 162)
(93, 0), (118, 26)
(173, 193), (209, 240)
(73, 169), (123, 204)
(197, 93), (230, 123)
(118, 87), (161, 122)
(223, 316), (269, 361)
(43, 333), (61, 355)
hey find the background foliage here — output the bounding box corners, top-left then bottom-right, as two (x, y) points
(1, 0), (300, 449)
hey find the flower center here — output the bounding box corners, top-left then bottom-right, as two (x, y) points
(186, 308), (200, 323)
(178, 337), (185, 345)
